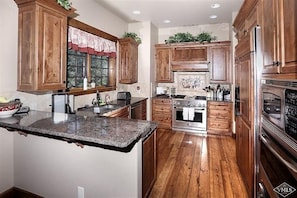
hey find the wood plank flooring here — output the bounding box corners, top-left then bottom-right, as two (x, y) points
(148, 129), (248, 198)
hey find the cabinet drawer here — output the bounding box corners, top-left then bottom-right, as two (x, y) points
(153, 105), (171, 113)
(208, 109), (230, 118)
(208, 118), (230, 129)
(153, 98), (172, 105)
(208, 103), (231, 110)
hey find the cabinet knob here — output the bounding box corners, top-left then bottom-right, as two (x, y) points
(273, 61), (281, 66)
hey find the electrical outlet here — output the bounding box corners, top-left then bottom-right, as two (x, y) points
(78, 186), (84, 198)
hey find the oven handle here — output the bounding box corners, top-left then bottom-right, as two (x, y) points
(173, 107), (205, 111)
(261, 133), (297, 174)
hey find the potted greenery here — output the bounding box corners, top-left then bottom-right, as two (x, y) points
(122, 32), (142, 44)
(56, 0), (72, 10)
(165, 32), (216, 44)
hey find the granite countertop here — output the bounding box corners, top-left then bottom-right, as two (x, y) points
(0, 110), (157, 152)
(76, 97), (147, 116)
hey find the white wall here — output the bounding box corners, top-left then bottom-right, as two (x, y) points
(13, 133), (142, 197)
(0, 0), (18, 192)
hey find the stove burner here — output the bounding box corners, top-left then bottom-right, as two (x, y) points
(195, 96), (207, 100)
(171, 95), (186, 99)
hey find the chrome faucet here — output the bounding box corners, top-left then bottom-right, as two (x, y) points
(92, 90), (101, 106)
(105, 94), (111, 105)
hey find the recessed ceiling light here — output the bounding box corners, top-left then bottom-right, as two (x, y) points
(209, 15), (218, 19)
(132, 10), (141, 15)
(163, 20), (171, 24)
(211, 3), (220, 8)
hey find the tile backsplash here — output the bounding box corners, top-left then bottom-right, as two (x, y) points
(158, 72), (209, 96)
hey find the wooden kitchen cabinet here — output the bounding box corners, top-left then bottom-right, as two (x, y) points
(142, 129), (157, 198)
(131, 99), (147, 120)
(209, 42), (231, 84)
(171, 44), (209, 71)
(236, 116), (254, 197)
(152, 98), (172, 129)
(14, 0), (74, 92)
(233, 1), (259, 197)
(155, 45), (174, 83)
(104, 106), (130, 118)
(118, 37), (139, 84)
(207, 101), (233, 135)
(261, 0), (297, 77)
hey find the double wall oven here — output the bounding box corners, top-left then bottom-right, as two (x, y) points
(172, 95), (207, 133)
(259, 81), (297, 198)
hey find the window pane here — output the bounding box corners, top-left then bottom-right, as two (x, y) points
(90, 55), (109, 86)
(67, 49), (110, 89)
(67, 49), (87, 88)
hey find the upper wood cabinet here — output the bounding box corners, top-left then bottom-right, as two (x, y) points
(118, 38), (139, 84)
(154, 41), (232, 83)
(209, 42), (231, 83)
(261, 0), (297, 76)
(155, 45), (173, 83)
(171, 44), (209, 71)
(14, 0), (74, 92)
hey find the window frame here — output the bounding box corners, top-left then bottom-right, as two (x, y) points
(66, 18), (118, 96)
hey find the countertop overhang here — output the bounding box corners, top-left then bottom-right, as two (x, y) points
(0, 110), (157, 152)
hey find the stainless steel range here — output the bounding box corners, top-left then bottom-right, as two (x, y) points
(172, 95), (207, 133)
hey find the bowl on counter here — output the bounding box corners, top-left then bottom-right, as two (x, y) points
(0, 101), (21, 118)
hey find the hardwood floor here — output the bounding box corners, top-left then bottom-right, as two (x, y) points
(148, 129), (248, 198)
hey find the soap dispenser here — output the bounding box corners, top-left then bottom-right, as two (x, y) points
(83, 76), (88, 90)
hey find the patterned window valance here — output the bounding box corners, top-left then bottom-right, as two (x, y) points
(68, 26), (116, 57)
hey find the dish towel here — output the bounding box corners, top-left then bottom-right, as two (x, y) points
(183, 107), (189, 120)
(188, 108), (195, 121)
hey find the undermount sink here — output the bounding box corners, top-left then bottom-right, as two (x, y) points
(77, 104), (120, 115)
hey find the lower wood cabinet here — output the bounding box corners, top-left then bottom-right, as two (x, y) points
(104, 106), (130, 118)
(207, 101), (233, 135)
(236, 116), (254, 197)
(152, 98), (172, 129)
(131, 100), (147, 120)
(142, 129), (157, 198)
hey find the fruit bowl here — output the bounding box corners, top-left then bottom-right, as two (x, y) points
(0, 101), (21, 118)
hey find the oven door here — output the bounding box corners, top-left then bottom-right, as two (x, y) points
(258, 127), (297, 198)
(172, 106), (206, 131)
(262, 84), (284, 129)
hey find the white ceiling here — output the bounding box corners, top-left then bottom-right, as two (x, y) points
(95, 0), (244, 28)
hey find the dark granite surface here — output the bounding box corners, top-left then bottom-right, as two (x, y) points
(0, 110), (157, 152)
(76, 97), (147, 116)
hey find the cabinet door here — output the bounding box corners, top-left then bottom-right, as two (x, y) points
(279, 0), (297, 73)
(261, 0), (279, 74)
(142, 130), (156, 198)
(155, 47), (173, 83)
(236, 117), (254, 197)
(17, 1), (69, 91)
(209, 44), (231, 83)
(38, 6), (67, 90)
(119, 38), (138, 84)
(239, 54), (252, 126)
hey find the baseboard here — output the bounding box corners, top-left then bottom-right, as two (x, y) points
(0, 187), (43, 198)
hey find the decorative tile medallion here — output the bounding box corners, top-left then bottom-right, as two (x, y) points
(177, 73), (206, 91)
